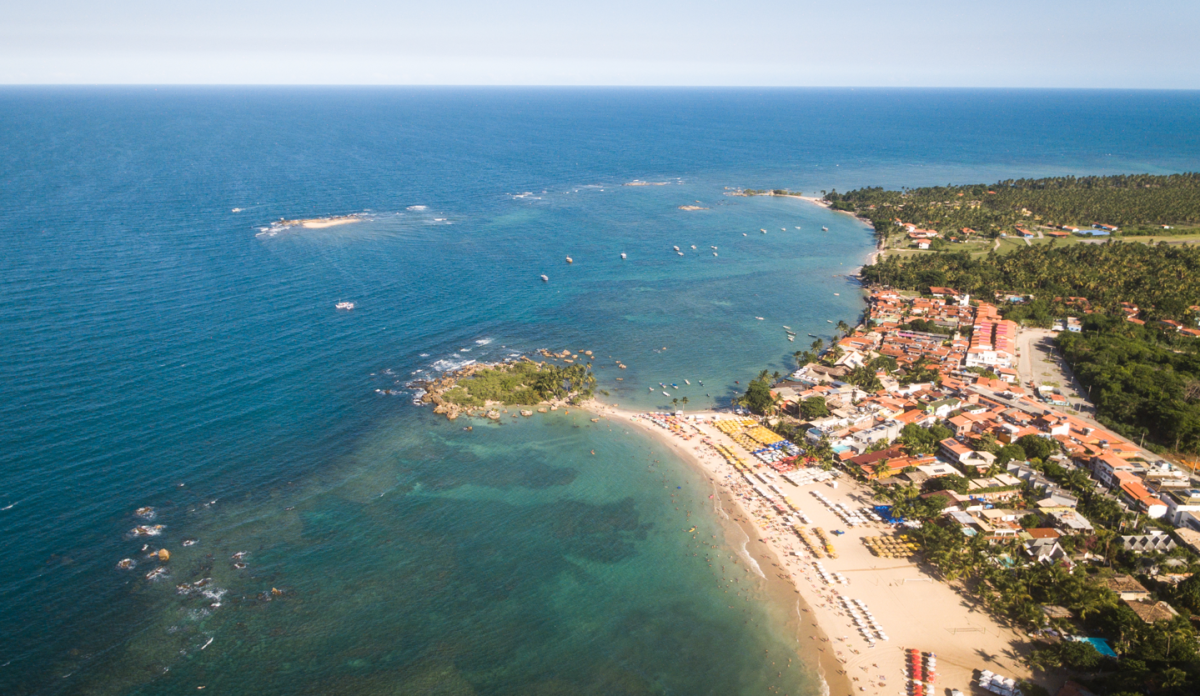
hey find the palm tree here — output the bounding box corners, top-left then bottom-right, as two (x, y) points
(671, 397), (679, 410)
(810, 338), (824, 353)
(680, 396), (689, 410)
(836, 320), (851, 335)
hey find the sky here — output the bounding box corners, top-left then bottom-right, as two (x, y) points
(2, 0), (1198, 87)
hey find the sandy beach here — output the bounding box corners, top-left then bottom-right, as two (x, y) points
(587, 402), (1034, 696)
(299, 216), (362, 229)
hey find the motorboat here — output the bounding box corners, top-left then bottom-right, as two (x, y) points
(335, 302), (355, 310)
(565, 256), (573, 264)
(620, 252), (627, 259)
(540, 274), (549, 282)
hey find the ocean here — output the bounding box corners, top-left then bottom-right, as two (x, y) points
(2, 87), (1199, 695)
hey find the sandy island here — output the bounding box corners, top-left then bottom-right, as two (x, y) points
(585, 402), (1034, 696)
(276, 215), (364, 229)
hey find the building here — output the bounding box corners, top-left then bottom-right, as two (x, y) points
(1123, 599), (1178, 624)
(1105, 574), (1150, 601)
(965, 303), (1018, 370)
(1121, 531), (1177, 553)
(1162, 488), (1200, 526)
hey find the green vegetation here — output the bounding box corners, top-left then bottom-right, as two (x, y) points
(441, 361), (597, 407)
(825, 173), (1200, 241)
(799, 396), (829, 420)
(1057, 317), (1200, 453)
(863, 242), (1200, 324)
(739, 376), (776, 415)
(741, 188), (801, 197)
(900, 318), (955, 335)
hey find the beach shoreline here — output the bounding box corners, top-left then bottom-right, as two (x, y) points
(586, 402), (1035, 696)
(586, 402), (855, 696)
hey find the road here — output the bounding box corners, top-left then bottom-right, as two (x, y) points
(1016, 327), (1094, 415)
(1012, 328), (1160, 460)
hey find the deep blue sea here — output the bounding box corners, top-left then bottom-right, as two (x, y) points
(2, 88), (1199, 695)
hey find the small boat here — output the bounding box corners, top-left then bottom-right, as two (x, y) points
(787, 335), (794, 341)
(663, 391), (671, 396)
(687, 526), (697, 533)
(673, 246), (680, 252)
(677, 251), (684, 256)
(808, 333), (817, 338)
(713, 252), (718, 256)
(335, 302), (355, 310)
(755, 316), (764, 321)
(822, 226), (829, 231)
(783, 325), (792, 330)
(743, 233), (747, 236)
(620, 252), (627, 259)
(761, 229), (767, 234)
(760, 229), (766, 233)
(827, 320), (833, 323)
(565, 256), (573, 264)
(649, 387), (654, 392)
(540, 274), (549, 282)
(684, 379), (690, 385)
(781, 228), (786, 231)
(691, 245), (696, 249)
(711, 245), (718, 249)
(672, 384), (679, 389)
(795, 226), (801, 230)
(834, 293), (840, 296)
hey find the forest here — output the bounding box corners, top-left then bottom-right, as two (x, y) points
(824, 173), (1200, 239)
(1057, 317), (1200, 454)
(861, 242), (1200, 323)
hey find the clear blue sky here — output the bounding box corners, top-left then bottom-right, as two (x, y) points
(3, 0), (1198, 87)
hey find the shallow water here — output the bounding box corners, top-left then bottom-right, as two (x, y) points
(2, 87), (1199, 695)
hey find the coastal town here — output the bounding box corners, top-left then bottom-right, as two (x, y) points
(606, 283), (1200, 696)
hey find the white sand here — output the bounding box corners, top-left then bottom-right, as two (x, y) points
(300, 217), (362, 229)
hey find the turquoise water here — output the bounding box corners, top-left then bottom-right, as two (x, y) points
(2, 88), (1200, 695)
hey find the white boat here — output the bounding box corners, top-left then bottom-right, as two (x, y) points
(822, 226), (829, 231)
(787, 335), (794, 341)
(760, 229), (766, 232)
(743, 233), (747, 236)
(827, 320), (833, 323)
(335, 302), (355, 310)
(620, 252), (626, 259)
(755, 316), (764, 321)
(783, 325), (792, 330)
(711, 245), (718, 249)
(540, 274), (549, 282)
(684, 379), (690, 385)
(691, 245), (696, 249)
(781, 228), (786, 231)
(677, 251), (684, 256)
(795, 226), (801, 230)
(565, 256), (573, 264)
(834, 293), (840, 296)
(713, 252), (718, 256)
(673, 246), (680, 251)
(663, 391), (671, 397)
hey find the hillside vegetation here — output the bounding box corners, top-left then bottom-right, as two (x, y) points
(826, 173), (1200, 239)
